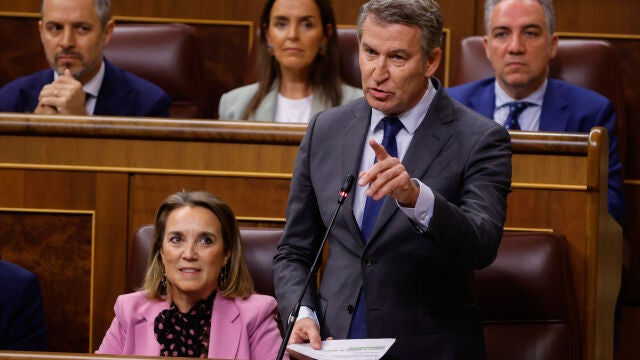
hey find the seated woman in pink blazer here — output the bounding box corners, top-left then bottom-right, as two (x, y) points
(96, 191), (286, 359)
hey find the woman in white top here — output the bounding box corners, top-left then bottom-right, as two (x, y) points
(218, 0), (362, 123)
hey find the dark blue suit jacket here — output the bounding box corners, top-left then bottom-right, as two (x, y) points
(0, 59), (170, 117)
(447, 77), (625, 224)
(0, 260), (47, 350)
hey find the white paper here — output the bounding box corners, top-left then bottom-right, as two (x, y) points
(286, 338), (396, 360)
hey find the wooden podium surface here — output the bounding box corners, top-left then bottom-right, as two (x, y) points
(0, 114), (621, 360)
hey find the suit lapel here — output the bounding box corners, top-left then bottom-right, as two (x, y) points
(209, 294), (241, 359)
(468, 81), (496, 119)
(253, 83), (278, 121)
(339, 100), (373, 242)
(140, 298), (170, 355)
(539, 80), (570, 131)
(94, 60), (133, 116)
(310, 90), (327, 121)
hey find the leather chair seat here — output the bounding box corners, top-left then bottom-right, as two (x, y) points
(476, 231), (581, 360)
(104, 23), (205, 119)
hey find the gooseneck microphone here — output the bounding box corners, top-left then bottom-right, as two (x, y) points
(276, 174), (355, 360)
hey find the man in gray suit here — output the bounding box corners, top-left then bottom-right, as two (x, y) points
(273, 0), (512, 358)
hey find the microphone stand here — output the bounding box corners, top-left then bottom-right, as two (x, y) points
(276, 174), (355, 360)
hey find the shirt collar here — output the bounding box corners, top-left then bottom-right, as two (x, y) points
(53, 60), (105, 98)
(370, 78), (437, 134)
(495, 78), (547, 109)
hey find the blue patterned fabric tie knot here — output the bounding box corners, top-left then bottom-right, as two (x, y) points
(504, 101), (534, 130)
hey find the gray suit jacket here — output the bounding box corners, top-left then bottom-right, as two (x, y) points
(273, 78), (512, 359)
(217, 81), (362, 121)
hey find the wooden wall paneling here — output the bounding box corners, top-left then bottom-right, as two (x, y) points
(128, 174), (292, 237)
(439, 0), (479, 87)
(0, 0), (38, 13)
(554, 0), (640, 35)
(0, 169), (132, 351)
(0, 209), (92, 353)
(0, 168), (110, 353)
(91, 172), (129, 351)
(472, 0), (640, 35)
(0, 14), (46, 89)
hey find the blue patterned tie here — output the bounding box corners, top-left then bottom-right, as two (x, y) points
(359, 116), (403, 242)
(504, 101), (533, 130)
(348, 116), (403, 339)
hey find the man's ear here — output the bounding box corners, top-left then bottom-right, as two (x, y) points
(549, 33), (559, 59)
(102, 19), (115, 47)
(425, 47), (442, 78)
(482, 35), (491, 60)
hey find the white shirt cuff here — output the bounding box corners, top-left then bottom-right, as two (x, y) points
(298, 306), (320, 328)
(398, 178), (434, 230)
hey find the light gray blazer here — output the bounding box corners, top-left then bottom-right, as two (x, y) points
(218, 81), (362, 122)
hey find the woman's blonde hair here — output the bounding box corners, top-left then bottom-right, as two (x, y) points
(142, 191), (254, 299)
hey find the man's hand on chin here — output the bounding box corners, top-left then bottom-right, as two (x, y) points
(35, 68), (88, 115)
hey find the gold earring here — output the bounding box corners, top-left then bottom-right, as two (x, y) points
(161, 271), (167, 288)
(218, 264), (229, 287)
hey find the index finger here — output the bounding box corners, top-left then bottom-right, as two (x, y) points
(369, 138), (391, 162)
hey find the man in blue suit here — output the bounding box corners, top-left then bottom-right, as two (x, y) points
(0, 0), (170, 117)
(447, 0), (625, 224)
(0, 260), (47, 350)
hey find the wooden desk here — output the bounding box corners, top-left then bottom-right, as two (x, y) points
(0, 114), (304, 352)
(0, 114), (621, 360)
(507, 129), (622, 360)
(0, 351), (226, 360)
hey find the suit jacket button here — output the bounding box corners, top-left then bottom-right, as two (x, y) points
(347, 305), (355, 314)
(362, 257), (372, 267)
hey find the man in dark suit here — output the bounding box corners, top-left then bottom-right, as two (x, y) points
(0, 0), (169, 117)
(273, 0), (511, 358)
(0, 260), (47, 350)
(446, 0), (625, 224)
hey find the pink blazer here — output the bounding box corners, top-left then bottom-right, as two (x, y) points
(96, 291), (287, 360)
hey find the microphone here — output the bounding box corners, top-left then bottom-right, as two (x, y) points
(276, 173), (355, 360)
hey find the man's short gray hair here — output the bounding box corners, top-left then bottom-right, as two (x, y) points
(41, 0), (111, 28)
(484, 0), (555, 35)
(356, 0), (443, 60)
